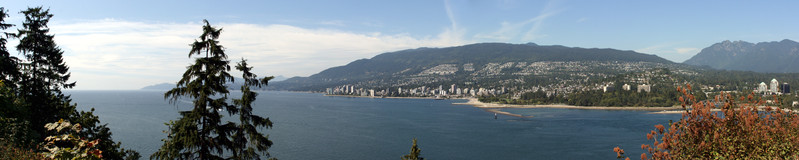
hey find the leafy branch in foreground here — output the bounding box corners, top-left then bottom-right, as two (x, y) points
(615, 84), (799, 159)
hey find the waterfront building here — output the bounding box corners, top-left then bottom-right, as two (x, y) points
(770, 78), (779, 94)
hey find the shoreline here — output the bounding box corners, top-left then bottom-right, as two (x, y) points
(452, 98), (684, 111)
(324, 94), (469, 100)
(324, 95), (689, 116)
(323, 95), (798, 116)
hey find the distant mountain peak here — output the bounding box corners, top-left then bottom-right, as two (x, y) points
(524, 42), (539, 46)
(684, 39), (799, 73)
(141, 83), (174, 90)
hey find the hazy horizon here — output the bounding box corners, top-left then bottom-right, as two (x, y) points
(3, 0), (798, 90)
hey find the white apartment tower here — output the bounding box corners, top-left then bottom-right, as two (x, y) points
(770, 78), (779, 94)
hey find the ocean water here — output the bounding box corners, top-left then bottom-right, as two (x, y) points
(66, 90), (680, 159)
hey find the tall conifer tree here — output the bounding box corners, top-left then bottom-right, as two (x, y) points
(153, 19), (238, 160)
(0, 7), (19, 83)
(230, 59), (274, 159)
(154, 19), (275, 160)
(6, 7), (136, 159)
(13, 6), (75, 140)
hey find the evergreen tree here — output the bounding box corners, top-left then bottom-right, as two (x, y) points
(10, 6), (75, 145)
(153, 19), (237, 160)
(401, 138), (423, 160)
(0, 7), (19, 83)
(230, 59), (274, 159)
(3, 7), (137, 159)
(13, 7), (76, 136)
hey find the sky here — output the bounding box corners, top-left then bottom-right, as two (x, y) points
(2, 0), (798, 90)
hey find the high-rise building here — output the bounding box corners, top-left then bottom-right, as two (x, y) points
(780, 83), (791, 94)
(770, 78), (779, 94)
(758, 82), (768, 93)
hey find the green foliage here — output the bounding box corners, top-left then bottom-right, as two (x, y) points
(0, 7), (20, 84)
(0, 80), (37, 147)
(41, 119), (103, 160)
(0, 7), (137, 160)
(155, 19), (233, 160)
(154, 20), (275, 160)
(71, 108), (140, 160)
(0, 139), (43, 160)
(401, 138), (423, 160)
(230, 59), (274, 159)
(13, 6), (75, 138)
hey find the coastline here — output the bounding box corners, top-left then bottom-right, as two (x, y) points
(324, 94), (468, 100)
(452, 98), (684, 111)
(323, 94), (689, 116)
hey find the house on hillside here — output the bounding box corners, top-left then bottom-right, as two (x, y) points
(637, 84), (651, 93)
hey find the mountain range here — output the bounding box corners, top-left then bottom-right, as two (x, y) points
(269, 43), (683, 91)
(683, 39), (799, 73)
(146, 40), (799, 91)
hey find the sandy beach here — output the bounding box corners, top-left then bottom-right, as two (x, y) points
(452, 98), (684, 111)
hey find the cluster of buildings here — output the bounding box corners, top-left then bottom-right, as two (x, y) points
(601, 83), (651, 93)
(326, 84), (507, 98)
(756, 78), (790, 95)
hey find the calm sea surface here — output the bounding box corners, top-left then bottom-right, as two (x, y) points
(65, 90), (680, 159)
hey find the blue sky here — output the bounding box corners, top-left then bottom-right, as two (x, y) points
(3, 0), (798, 90)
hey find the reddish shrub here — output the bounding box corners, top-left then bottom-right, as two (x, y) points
(616, 84), (799, 159)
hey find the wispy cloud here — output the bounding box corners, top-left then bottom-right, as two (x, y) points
(441, 0), (468, 45)
(522, 0), (561, 41)
(474, 0), (561, 42)
(44, 19), (465, 90)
